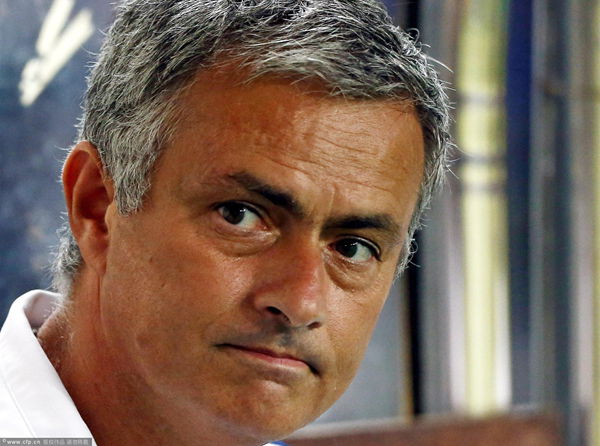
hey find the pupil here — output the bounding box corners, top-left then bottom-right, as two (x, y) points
(338, 240), (358, 258)
(223, 204), (246, 224)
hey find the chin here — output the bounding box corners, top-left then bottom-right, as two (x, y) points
(230, 413), (316, 445)
(215, 397), (326, 444)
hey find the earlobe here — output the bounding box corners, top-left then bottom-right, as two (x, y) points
(62, 141), (114, 276)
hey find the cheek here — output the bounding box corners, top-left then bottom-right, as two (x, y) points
(326, 293), (387, 396)
(101, 222), (253, 366)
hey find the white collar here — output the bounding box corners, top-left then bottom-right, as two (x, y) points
(0, 290), (94, 439)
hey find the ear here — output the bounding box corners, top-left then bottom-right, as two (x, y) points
(62, 141), (115, 277)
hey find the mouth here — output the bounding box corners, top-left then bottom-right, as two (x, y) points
(219, 344), (319, 375)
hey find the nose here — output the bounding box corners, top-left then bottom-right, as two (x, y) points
(251, 242), (328, 330)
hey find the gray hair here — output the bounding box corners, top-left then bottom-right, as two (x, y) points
(52, 0), (452, 296)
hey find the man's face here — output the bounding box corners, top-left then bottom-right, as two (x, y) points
(99, 69), (424, 442)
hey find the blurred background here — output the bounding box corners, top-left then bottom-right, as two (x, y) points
(0, 0), (599, 445)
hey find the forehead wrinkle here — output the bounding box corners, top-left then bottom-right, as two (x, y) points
(310, 132), (377, 157)
(283, 129), (417, 195)
(259, 148), (401, 197)
(294, 100), (420, 149)
(299, 134), (424, 184)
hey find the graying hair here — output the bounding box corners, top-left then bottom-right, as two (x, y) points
(52, 0), (452, 296)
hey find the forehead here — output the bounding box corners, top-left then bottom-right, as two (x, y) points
(161, 68), (425, 226)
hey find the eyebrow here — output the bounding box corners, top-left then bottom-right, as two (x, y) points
(228, 172), (306, 217)
(227, 171), (403, 246)
(324, 215), (404, 249)
(324, 215), (401, 236)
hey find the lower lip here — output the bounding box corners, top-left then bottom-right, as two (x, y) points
(222, 345), (310, 371)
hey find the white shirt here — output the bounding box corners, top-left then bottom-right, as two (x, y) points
(0, 290), (95, 440)
(0, 291), (281, 445)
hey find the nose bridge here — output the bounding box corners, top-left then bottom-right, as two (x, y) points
(292, 245), (326, 303)
(254, 238), (328, 328)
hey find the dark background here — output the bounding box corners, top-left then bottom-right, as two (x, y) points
(0, 0), (113, 321)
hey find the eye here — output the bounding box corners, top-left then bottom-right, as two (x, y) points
(332, 238), (380, 262)
(217, 202), (264, 230)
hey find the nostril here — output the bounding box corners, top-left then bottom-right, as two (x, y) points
(267, 306), (282, 316)
(266, 306), (292, 324)
(307, 320), (322, 330)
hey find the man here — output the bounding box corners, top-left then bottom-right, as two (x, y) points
(0, 0), (451, 445)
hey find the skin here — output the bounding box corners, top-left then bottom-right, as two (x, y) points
(38, 68), (424, 446)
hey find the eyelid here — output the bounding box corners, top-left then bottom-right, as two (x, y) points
(214, 200), (265, 217)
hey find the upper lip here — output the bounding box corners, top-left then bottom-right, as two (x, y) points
(221, 343), (319, 374)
